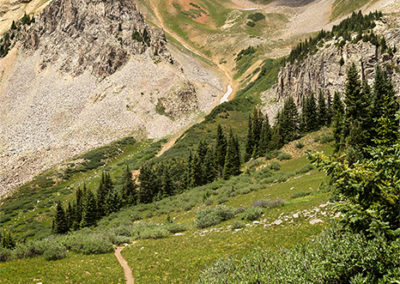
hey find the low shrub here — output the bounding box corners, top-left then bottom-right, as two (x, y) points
(320, 134), (334, 144)
(0, 248), (12, 262)
(165, 223), (187, 234)
(269, 161), (281, 171)
(231, 221), (245, 230)
(295, 142), (304, 149)
(277, 152), (292, 161)
(296, 164), (314, 174)
(291, 191), (312, 199)
(43, 243), (67, 261)
(265, 150), (281, 160)
(240, 207), (263, 221)
(137, 227), (169, 240)
(195, 206), (236, 229)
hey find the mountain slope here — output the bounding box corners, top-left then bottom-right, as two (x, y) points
(0, 0), (225, 196)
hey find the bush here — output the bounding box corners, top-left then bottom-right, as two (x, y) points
(137, 227), (169, 240)
(295, 142), (304, 149)
(195, 206), (236, 229)
(252, 199), (284, 209)
(81, 238), (114, 255)
(43, 243), (67, 261)
(231, 221), (245, 230)
(239, 207), (263, 221)
(265, 150), (281, 160)
(0, 248), (12, 262)
(165, 223), (187, 234)
(277, 152), (292, 161)
(296, 164), (314, 174)
(320, 134), (334, 144)
(268, 161), (280, 171)
(198, 229), (400, 283)
(248, 12), (265, 22)
(291, 191), (312, 199)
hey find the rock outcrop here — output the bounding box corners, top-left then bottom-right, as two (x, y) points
(20, 0), (172, 77)
(0, 0), (225, 196)
(276, 16), (400, 105)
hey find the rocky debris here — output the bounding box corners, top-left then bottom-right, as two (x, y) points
(276, 16), (400, 105)
(19, 0), (172, 78)
(192, 203), (333, 237)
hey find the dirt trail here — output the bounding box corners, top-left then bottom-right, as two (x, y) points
(115, 246), (134, 284)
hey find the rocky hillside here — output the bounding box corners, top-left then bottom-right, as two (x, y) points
(276, 14), (400, 105)
(0, 0), (225, 196)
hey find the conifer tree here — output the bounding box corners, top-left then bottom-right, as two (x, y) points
(0, 231), (15, 249)
(371, 66), (399, 145)
(223, 129), (241, 179)
(65, 202), (73, 230)
(245, 114), (254, 161)
(280, 96), (299, 143)
(161, 165), (174, 197)
(326, 91), (333, 126)
(317, 90), (327, 127)
(105, 189), (122, 215)
(96, 173), (108, 218)
(215, 125), (227, 176)
(303, 93), (318, 132)
(138, 162), (156, 203)
(53, 201), (68, 234)
(122, 165), (137, 205)
(190, 154), (203, 187)
(81, 190), (97, 228)
(72, 187), (83, 230)
(257, 113), (271, 156)
(204, 147), (217, 183)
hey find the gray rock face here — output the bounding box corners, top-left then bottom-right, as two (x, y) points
(20, 0), (172, 77)
(276, 16), (400, 105)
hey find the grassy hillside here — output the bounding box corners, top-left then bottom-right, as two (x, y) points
(0, 129), (333, 282)
(331, 0), (378, 20)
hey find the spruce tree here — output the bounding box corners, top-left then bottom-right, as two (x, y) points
(215, 125), (227, 176)
(161, 165), (174, 197)
(204, 147), (217, 183)
(138, 162), (156, 203)
(280, 96), (299, 143)
(326, 91), (333, 126)
(223, 129), (241, 179)
(317, 90), (327, 127)
(0, 231), (15, 249)
(122, 165), (137, 205)
(244, 114), (254, 162)
(96, 173), (108, 218)
(372, 66), (399, 145)
(303, 93), (318, 132)
(257, 113), (271, 156)
(54, 201), (68, 234)
(81, 190), (98, 228)
(105, 189), (122, 215)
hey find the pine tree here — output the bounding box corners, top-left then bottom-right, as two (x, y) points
(96, 173), (108, 218)
(303, 93), (318, 132)
(215, 125), (227, 176)
(161, 165), (174, 197)
(81, 190), (97, 228)
(280, 96), (299, 143)
(257, 113), (271, 156)
(371, 66), (399, 145)
(72, 187), (83, 230)
(251, 108), (263, 157)
(0, 231), (15, 249)
(317, 90), (327, 127)
(138, 162), (156, 203)
(122, 165), (137, 205)
(53, 201), (68, 234)
(105, 189), (122, 215)
(245, 114), (254, 162)
(223, 129), (241, 179)
(190, 154), (203, 187)
(326, 91), (333, 126)
(344, 63), (373, 150)
(204, 147), (217, 183)
(65, 202), (73, 230)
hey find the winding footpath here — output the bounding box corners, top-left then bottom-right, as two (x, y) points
(115, 246), (134, 284)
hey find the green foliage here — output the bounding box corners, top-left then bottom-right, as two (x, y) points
(195, 206), (236, 228)
(246, 21), (255, 27)
(198, 229), (400, 283)
(291, 191), (311, 199)
(286, 11), (382, 64)
(239, 207), (263, 221)
(277, 152), (292, 161)
(247, 13), (265, 22)
(295, 141), (304, 149)
(43, 243), (67, 261)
